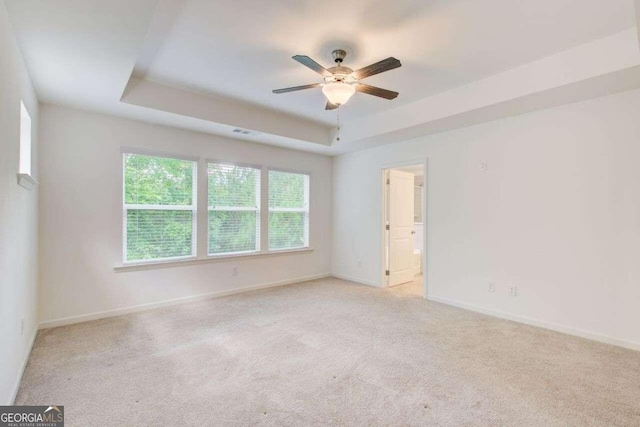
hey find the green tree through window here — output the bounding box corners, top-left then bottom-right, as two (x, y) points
(122, 154), (311, 262)
(124, 153), (196, 262)
(208, 164), (260, 254)
(268, 170), (309, 250)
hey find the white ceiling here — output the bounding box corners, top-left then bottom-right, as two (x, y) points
(4, 0), (639, 155)
(135, 0), (634, 125)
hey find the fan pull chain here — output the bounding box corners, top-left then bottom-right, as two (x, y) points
(336, 108), (341, 142)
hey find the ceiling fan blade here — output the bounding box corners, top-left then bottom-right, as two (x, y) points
(356, 83), (399, 100)
(325, 101), (338, 110)
(293, 55), (332, 77)
(272, 83), (321, 94)
(352, 57), (402, 80)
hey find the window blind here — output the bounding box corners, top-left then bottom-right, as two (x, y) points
(268, 170), (310, 250)
(123, 153), (197, 262)
(208, 163), (261, 255)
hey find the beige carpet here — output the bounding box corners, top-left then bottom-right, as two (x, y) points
(16, 277), (640, 426)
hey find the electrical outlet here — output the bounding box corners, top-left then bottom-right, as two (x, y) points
(21, 318), (24, 336)
(487, 282), (495, 293)
(232, 267), (238, 276)
(509, 285), (517, 297)
(480, 161), (488, 171)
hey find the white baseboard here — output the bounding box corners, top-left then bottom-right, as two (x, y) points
(39, 273), (331, 330)
(8, 326), (38, 405)
(331, 273), (381, 288)
(429, 295), (640, 352)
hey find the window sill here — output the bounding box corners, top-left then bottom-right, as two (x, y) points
(17, 173), (38, 191)
(114, 248), (314, 272)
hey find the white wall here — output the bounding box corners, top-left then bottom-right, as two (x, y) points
(38, 105), (332, 326)
(0, 2), (39, 404)
(333, 88), (640, 350)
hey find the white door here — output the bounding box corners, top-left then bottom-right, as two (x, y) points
(388, 169), (415, 286)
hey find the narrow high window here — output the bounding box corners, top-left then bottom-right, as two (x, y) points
(19, 101), (32, 175)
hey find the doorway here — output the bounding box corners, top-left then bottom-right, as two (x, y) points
(382, 162), (426, 298)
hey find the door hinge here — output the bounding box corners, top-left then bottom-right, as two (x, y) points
(386, 178), (390, 185)
(385, 270), (390, 276)
(385, 224), (390, 230)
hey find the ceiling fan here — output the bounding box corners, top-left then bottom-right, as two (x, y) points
(273, 49), (401, 110)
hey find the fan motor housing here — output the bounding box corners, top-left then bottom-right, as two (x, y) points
(332, 49), (347, 63)
(326, 65), (356, 83)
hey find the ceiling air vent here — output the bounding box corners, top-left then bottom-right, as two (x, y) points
(232, 128), (261, 136)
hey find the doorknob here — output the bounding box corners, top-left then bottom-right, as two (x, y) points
(411, 231), (416, 234)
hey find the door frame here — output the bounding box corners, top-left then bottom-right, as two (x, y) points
(381, 158), (428, 298)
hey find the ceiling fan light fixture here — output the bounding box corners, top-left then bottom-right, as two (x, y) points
(322, 81), (355, 107)
(272, 51), (401, 109)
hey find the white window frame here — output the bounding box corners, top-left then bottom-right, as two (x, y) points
(207, 160), (262, 257)
(267, 168), (311, 252)
(122, 150), (198, 265)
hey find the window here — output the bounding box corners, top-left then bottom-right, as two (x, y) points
(119, 153), (312, 267)
(268, 170), (310, 250)
(123, 153), (197, 263)
(19, 101), (32, 175)
(208, 163), (261, 255)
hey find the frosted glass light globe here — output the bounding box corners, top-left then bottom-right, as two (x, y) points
(322, 82), (356, 106)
